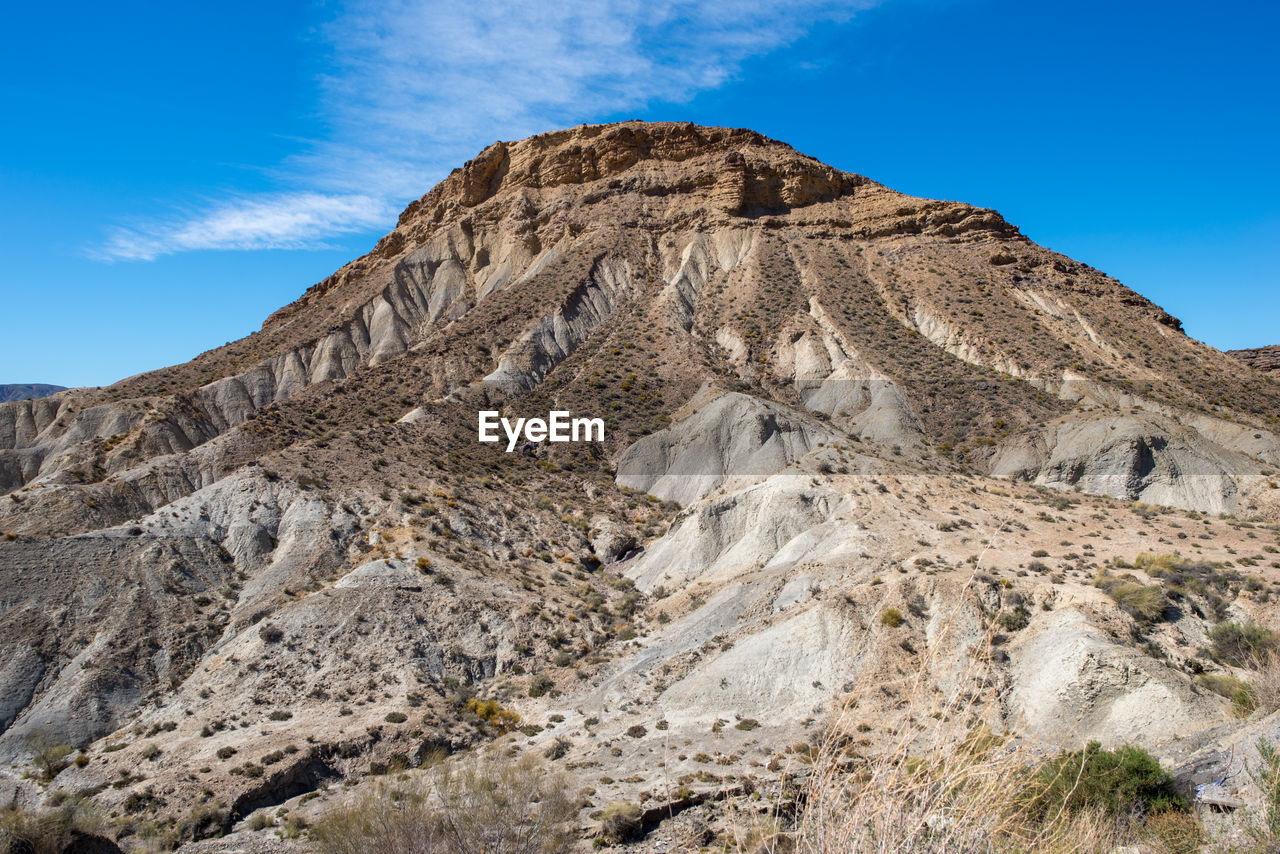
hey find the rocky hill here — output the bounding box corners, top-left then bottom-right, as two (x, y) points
(0, 383), (66, 403)
(1230, 344), (1280, 374)
(2, 122), (1279, 850)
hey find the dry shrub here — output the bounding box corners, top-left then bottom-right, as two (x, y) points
(599, 800), (642, 842)
(1093, 569), (1167, 625)
(790, 545), (1198, 853)
(1210, 620), (1278, 667)
(1142, 810), (1205, 854)
(0, 802), (108, 854)
(1196, 672), (1256, 716)
(1248, 651), (1280, 715)
(794, 724), (1132, 853)
(310, 752), (574, 854)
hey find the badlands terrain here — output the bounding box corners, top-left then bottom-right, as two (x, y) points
(2, 122), (1280, 851)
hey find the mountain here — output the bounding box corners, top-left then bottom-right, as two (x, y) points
(0, 383), (66, 403)
(1230, 344), (1280, 374)
(2, 122), (1278, 849)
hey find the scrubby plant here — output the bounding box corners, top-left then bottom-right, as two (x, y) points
(528, 674), (554, 698)
(599, 800), (642, 843)
(1251, 738), (1280, 842)
(1210, 621), (1279, 667)
(0, 800), (107, 853)
(1032, 741), (1182, 817)
(25, 733), (73, 781)
(880, 608), (904, 627)
(310, 753), (574, 854)
(1093, 569), (1167, 625)
(1137, 553), (1244, 618)
(1196, 673), (1256, 716)
(996, 606), (1030, 632)
(464, 698), (520, 733)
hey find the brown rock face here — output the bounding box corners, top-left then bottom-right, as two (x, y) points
(1229, 345), (1280, 373)
(400, 121), (858, 223)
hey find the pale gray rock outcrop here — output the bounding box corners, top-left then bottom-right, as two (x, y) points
(616, 389), (842, 506)
(1011, 608), (1226, 747)
(991, 411), (1253, 513)
(624, 478), (852, 592)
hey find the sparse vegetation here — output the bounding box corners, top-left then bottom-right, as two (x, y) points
(0, 801), (107, 853)
(464, 697), (520, 733)
(311, 754), (574, 854)
(26, 733), (73, 781)
(1032, 741), (1183, 816)
(1197, 673), (1256, 716)
(1094, 569), (1167, 625)
(1210, 620), (1279, 667)
(599, 800), (642, 843)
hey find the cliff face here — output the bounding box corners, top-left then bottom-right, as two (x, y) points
(1230, 344), (1280, 373)
(1, 122), (1278, 845)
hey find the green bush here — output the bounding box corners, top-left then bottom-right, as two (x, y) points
(1094, 570), (1167, 625)
(1210, 621), (1278, 667)
(528, 674), (554, 698)
(880, 608), (904, 628)
(384, 712), (407, 724)
(1196, 673), (1256, 716)
(1032, 741), (1183, 817)
(997, 607), (1030, 632)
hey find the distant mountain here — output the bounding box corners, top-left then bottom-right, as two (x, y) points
(1229, 344), (1280, 373)
(0, 383), (65, 402)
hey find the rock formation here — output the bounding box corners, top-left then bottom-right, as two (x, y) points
(1, 122), (1278, 849)
(1229, 344), (1280, 374)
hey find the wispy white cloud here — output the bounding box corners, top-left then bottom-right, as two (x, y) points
(97, 0), (878, 261)
(95, 193), (393, 261)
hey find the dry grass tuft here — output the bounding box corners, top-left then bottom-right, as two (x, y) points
(781, 536), (1201, 853)
(310, 752), (574, 854)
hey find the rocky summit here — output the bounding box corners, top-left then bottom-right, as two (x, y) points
(2, 122), (1280, 850)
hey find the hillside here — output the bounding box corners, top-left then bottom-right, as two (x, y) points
(2, 122), (1279, 851)
(1230, 344), (1280, 374)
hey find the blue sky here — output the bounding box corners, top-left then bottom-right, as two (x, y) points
(1, 0), (1276, 387)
